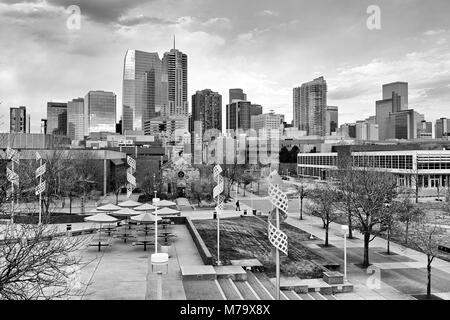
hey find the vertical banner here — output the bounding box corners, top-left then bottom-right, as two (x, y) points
(213, 164), (224, 265)
(127, 156), (136, 198)
(35, 152), (46, 225)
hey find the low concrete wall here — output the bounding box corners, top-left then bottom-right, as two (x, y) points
(185, 217), (213, 265)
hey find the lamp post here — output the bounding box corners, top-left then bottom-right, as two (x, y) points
(153, 191), (159, 254)
(341, 225), (349, 282)
(151, 252), (169, 300)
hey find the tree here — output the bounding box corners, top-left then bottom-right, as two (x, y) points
(380, 203), (400, 255)
(335, 190), (355, 239)
(295, 184), (308, 221)
(395, 192), (425, 245)
(409, 220), (448, 298)
(0, 223), (90, 299)
(308, 186), (342, 247)
(240, 173), (255, 197)
(111, 167), (127, 205)
(337, 155), (398, 267)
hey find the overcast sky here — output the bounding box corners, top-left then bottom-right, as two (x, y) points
(1, 0), (450, 133)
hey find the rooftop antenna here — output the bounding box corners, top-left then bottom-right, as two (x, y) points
(173, 35), (176, 50)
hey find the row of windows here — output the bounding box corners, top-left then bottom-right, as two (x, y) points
(298, 155), (413, 170)
(417, 162), (450, 170)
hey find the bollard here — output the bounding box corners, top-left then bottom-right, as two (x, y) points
(66, 224), (72, 236)
(244, 209), (247, 215)
(213, 212), (217, 220)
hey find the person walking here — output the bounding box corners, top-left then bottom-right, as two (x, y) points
(235, 200), (241, 211)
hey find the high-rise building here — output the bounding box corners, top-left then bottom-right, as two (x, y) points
(436, 118), (450, 139)
(122, 50), (168, 132)
(67, 98), (85, 140)
(382, 82), (408, 110)
(340, 123), (357, 139)
(387, 109), (422, 140)
(191, 89), (222, 136)
(293, 76), (327, 136)
(10, 106), (27, 133)
(417, 120), (433, 139)
(326, 106), (339, 135)
(226, 101), (262, 132)
(143, 116), (189, 146)
(251, 112), (284, 139)
(85, 91), (116, 134)
(229, 88), (247, 104)
(47, 102), (68, 136)
(162, 46), (188, 116)
(356, 121), (379, 141)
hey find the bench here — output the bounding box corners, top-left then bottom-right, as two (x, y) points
(89, 239), (111, 252)
(439, 245), (450, 254)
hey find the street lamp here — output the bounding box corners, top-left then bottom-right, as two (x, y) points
(341, 225), (349, 282)
(153, 191), (159, 254)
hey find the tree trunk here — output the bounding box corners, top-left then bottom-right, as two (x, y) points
(300, 198), (303, 220)
(325, 223), (329, 246)
(115, 192), (119, 205)
(363, 232), (370, 267)
(427, 257), (432, 298)
(405, 221), (409, 245)
(348, 211), (353, 239)
(387, 228), (391, 255)
(69, 193), (72, 214)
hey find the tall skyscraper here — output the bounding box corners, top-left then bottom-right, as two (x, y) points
(436, 118), (450, 138)
(326, 106), (339, 135)
(191, 89), (222, 136)
(162, 46), (188, 116)
(10, 106), (27, 133)
(383, 82), (408, 110)
(67, 98), (85, 140)
(226, 101), (262, 132)
(293, 76), (328, 136)
(229, 88), (247, 104)
(122, 50), (168, 132)
(47, 102), (67, 136)
(85, 91), (116, 134)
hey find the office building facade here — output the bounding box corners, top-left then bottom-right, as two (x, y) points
(382, 82), (408, 110)
(47, 102), (68, 136)
(162, 48), (188, 116)
(293, 76), (327, 136)
(326, 106), (339, 135)
(251, 112), (284, 139)
(85, 91), (116, 134)
(10, 106), (28, 133)
(226, 101), (262, 132)
(229, 88), (247, 104)
(191, 89), (222, 136)
(122, 50), (168, 132)
(67, 98), (85, 140)
(436, 118), (450, 139)
(417, 120), (433, 139)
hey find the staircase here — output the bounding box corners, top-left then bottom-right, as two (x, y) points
(183, 270), (341, 300)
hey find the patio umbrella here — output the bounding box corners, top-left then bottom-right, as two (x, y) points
(156, 200), (176, 207)
(118, 200), (142, 208)
(84, 213), (119, 247)
(112, 207), (140, 217)
(85, 208), (102, 216)
(134, 203), (157, 211)
(131, 212), (162, 224)
(97, 203), (121, 212)
(153, 207), (180, 216)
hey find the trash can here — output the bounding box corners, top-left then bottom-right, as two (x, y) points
(252, 209), (257, 215)
(213, 212), (217, 220)
(244, 209), (247, 215)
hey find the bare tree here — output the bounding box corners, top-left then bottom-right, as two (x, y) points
(395, 192), (425, 245)
(409, 220), (448, 299)
(308, 186), (342, 247)
(111, 166), (127, 205)
(337, 154), (398, 267)
(0, 223), (91, 299)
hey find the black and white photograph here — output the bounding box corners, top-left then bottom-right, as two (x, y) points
(1, 0), (450, 312)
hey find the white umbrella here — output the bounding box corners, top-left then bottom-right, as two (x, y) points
(118, 200), (142, 208)
(154, 207), (180, 216)
(85, 208), (102, 215)
(131, 212), (162, 224)
(112, 207), (140, 217)
(97, 203), (121, 212)
(156, 200), (176, 207)
(134, 203), (157, 211)
(84, 213), (119, 247)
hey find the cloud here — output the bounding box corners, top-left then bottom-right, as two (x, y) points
(117, 14), (175, 27)
(424, 29), (446, 36)
(257, 9), (278, 16)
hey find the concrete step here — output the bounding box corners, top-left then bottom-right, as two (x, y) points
(183, 280), (224, 300)
(297, 293), (315, 300)
(309, 292), (327, 300)
(254, 272), (288, 300)
(234, 281), (260, 300)
(245, 271), (274, 300)
(282, 290), (302, 300)
(217, 278), (243, 300)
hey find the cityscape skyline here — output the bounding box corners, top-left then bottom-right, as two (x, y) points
(1, 0), (450, 134)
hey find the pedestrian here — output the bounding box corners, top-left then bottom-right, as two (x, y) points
(235, 200), (241, 211)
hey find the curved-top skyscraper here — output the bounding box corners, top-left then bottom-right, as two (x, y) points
(122, 49), (168, 132)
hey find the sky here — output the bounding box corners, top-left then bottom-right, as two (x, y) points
(0, 0), (450, 133)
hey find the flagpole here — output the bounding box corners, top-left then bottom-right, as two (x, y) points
(39, 157), (42, 225)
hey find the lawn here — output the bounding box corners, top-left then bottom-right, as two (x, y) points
(193, 216), (324, 279)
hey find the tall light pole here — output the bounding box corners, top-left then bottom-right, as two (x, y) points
(153, 190), (159, 254)
(341, 225), (349, 282)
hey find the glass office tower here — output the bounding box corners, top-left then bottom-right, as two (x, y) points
(47, 102), (68, 136)
(85, 91), (116, 134)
